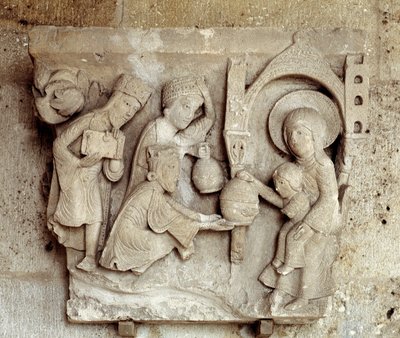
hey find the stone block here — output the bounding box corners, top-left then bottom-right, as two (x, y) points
(122, 0), (376, 30)
(0, 277), (114, 337)
(255, 320), (274, 338)
(0, 0), (120, 27)
(118, 322), (137, 337)
(0, 2), (397, 337)
(377, 0), (400, 80)
(30, 26), (367, 328)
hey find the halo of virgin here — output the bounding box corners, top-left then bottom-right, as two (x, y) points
(268, 90), (341, 154)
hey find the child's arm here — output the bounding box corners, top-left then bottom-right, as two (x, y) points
(281, 193), (310, 221)
(236, 170), (283, 208)
(257, 182), (284, 208)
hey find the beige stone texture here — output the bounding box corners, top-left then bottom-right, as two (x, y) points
(1, 0), (400, 337)
(0, 0), (121, 27)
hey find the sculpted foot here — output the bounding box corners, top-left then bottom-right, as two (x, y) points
(77, 256), (97, 272)
(277, 264), (294, 275)
(177, 242), (195, 260)
(272, 258), (283, 269)
(269, 290), (288, 312)
(284, 297), (309, 311)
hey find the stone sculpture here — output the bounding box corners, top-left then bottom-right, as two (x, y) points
(100, 145), (231, 274)
(126, 75), (219, 196)
(237, 105), (341, 314)
(237, 161), (310, 276)
(47, 74), (152, 271)
(30, 27), (368, 335)
(33, 65), (105, 125)
(192, 142), (225, 194)
(269, 162), (311, 276)
(260, 106), (340, 313)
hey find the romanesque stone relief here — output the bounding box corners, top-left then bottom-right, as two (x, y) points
(100, 144), (231, 275)
(30, 27), (368, 335)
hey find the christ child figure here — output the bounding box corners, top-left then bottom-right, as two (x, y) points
(271, 162), (313, 276)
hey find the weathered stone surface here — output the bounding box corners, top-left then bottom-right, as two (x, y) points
(122, 0), (380, 80)
(0, 0), (120, 27)
(256, 320), (274, 338)
(118, 322), (136, 337)
(0, 30), (31, 81)
(1, 0), (400, 337)
(0, 278), (115, 337)
(123, 0), (375, 29)
(0, 67), (56, 275)
(377, 0), (400, 80)
(29, 26), (367, 331)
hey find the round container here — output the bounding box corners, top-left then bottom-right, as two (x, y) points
(192, 157), (225, 194)
(219, 177), (260, 225)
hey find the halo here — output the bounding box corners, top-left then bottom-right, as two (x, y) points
(268, 90), (341, 154)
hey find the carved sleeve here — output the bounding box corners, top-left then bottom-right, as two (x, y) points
(53, 116), (90, 167)
(281, 197), (300, 219)
(173, 116), (214, 147)
(148, 192), (199, 248)
(202, 87), (216, 124)
(282, 192), (310, 223)
(165, 195), (200, 221)
(303, 158), (339, 235)
(256, 182), (284, 208)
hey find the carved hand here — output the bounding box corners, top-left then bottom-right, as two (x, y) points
(293, 222), (314, 240)
(112, 128), (124, 140)
(197, 142), (211, 159)
(195, 76), (215, 122)
(104, 128), (124, 141)
(79, 152), (103, 167)
(200, 213), (222, 222)
(236, 170), (254, 182)
(196, 77), (209, 98)
(205, 218), (234, 231)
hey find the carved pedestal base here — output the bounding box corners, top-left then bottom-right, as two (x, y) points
(255, 320), (274, 338)
(118, 322), (137, 337)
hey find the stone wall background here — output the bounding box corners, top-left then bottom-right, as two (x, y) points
(0, 0), (399, 337)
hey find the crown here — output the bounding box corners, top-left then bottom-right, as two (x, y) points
(162, 76), (202, 108)
(114, 74), (152, 106)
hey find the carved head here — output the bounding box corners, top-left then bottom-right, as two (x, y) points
(272, 162), (303, 199)
(162, 76), (204, 130)
(108, 92), (141, 129)
(108, 75), (143, 129)
(283, 108), (327, 159)
(146, 145), (180, 193)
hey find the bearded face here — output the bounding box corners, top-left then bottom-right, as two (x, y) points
(156, 156), (180, 193)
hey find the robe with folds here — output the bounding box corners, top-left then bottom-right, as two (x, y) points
(100, 180), (202, 274)
(125, 115), (213, 197)
(49, 112), (124, 249)
(259, 156), (340, 300)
